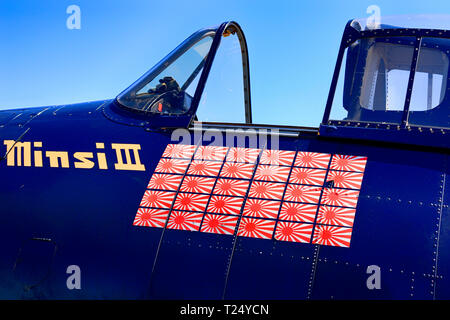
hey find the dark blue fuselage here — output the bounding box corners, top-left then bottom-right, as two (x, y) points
(0, 99), (448, 299)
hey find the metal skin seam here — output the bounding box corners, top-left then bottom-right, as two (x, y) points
(306, 155), (334, 300)
(433, 169), (447, 299)
(147, 143), (203, 296)
(221, 142), (268, 300)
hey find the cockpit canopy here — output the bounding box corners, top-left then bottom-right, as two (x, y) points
(326, 17), (450, 130)
(112, 17), (450, 148)
(340, 36), (449, 127)
(115, 22), (252, 126)
(352, 14), (450, 31)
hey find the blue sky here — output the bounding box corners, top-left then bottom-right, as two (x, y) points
(1, 0), (450, 127)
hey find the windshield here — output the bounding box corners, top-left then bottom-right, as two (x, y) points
(117, 30), (214, 115)
(136, 36), (213, 98)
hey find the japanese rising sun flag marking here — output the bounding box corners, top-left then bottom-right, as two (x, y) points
(155, 158), (190, 174)
(167, 211), (202, 231)
(147, 174), (183, 191)
(200, 214), (238, 235)
(330, 154), (367, 172)
(133, 208), (169, 228)
(284, 185), (322, 204)
(254, 165), (290, 182)
(316, 206), (356, 227)
(295, 152), (331, 169)
(275, 222), (313, 243)
(238, 217), (276, 239)
(279, 202), (317, 223)
(173, 193), (209, 212)
(327, 170), (364, 190)
(187, 160), (222, 176)
(243, 198), (281, 219)
(207, 196), (244, 215)
(312, 224), (353, 248)
(194, 146), (228, 161)
(162, 144), (195, 159)
(213, 179), (249, 197)
(248, 181), (285, 200)
(321, 188), (360, 208)
(140, 190), (176, 209)
(135, 143), (368, 248)
(220, 162), (254, 179)
(289, 167), (327, 186)
(260, 149), (296, 166)
(180, 176), (216, 194)
(226, 147), (260, 163)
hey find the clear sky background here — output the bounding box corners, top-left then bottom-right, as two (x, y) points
(1, 0), (450, 127)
